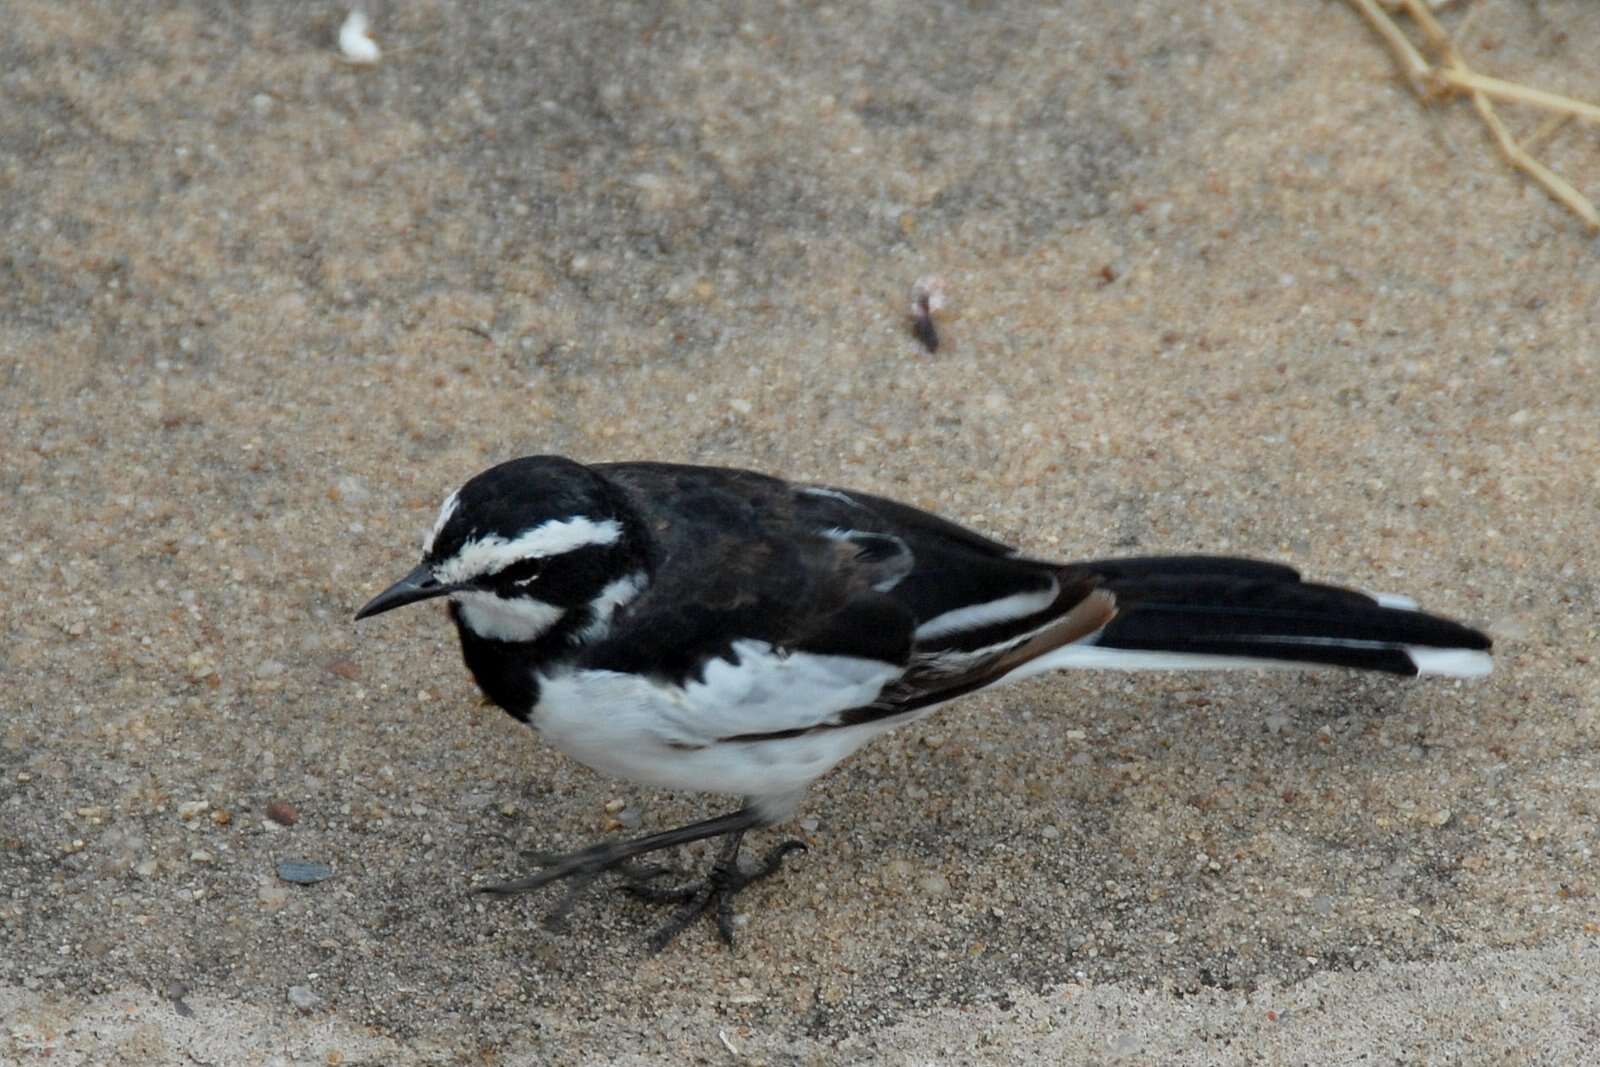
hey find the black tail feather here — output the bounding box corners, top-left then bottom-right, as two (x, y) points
(1077, 555), (1303, 584)
(1085, 559), (1491, 677)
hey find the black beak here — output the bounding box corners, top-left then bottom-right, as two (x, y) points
(354, 563), (455, 620)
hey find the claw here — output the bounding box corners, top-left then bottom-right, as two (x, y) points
(472, 806), (807, 949)
(754, 839), (808, 873)
(614, 860), (676, 886)
(636, 835), (809, 952)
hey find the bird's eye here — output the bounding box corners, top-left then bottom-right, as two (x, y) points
(495, 558), (545, 588)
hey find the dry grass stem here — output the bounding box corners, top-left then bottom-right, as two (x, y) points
(1346, 0), (1600, 233)
(1433, 68), (1600, 125)
(1349, 0), (1431, 89)
(1523, 112), (1572, 153)
(1470, 90), (1599, 230)
(1379, 0), (1463, 11)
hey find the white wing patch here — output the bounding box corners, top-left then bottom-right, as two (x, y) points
(435, 516), (623, 584)
(681, 641), (897, 740)
(533, 643), (902, 800)
(916, 580), (1059, 640)
(800, 486), (858, 507)
(821, 528), (913, 591)
(573, 571), (648, 643)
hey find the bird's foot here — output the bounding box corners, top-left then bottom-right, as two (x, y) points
(475, 840), (665, 931)
(471, 806), (800, 948)
(623, 839), (808, 952)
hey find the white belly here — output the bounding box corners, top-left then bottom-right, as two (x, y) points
(531, 641), (906, 814)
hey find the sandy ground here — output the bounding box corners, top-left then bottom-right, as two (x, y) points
(3, 1), (1598, 1063)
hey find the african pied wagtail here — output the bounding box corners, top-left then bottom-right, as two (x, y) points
(356, 456), (1492, 949)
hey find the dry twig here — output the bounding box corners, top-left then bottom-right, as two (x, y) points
(1346, 0), (1599, 233)
(1432, 68), (1600, 125)
(1470, 92), (1599, 230)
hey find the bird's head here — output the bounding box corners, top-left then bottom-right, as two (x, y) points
(355, 456), (647, 644)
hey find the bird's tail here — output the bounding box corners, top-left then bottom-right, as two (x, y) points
(1027, 556), (1492, 679)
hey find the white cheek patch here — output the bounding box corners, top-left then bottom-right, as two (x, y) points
(435, 516), (623, 584)
(455, 592), (565, 643)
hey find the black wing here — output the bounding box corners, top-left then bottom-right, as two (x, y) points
(580, 464), (919, 687)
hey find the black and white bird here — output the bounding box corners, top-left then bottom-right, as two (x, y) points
(356, 456), (1492, 948)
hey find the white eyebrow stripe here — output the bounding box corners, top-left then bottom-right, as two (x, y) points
(436, 516), (623, 583)
(422, 489), (461, 554)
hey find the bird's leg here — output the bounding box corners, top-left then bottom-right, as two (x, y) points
(475, 805), (805, 948)
(623, 831), (808, 951)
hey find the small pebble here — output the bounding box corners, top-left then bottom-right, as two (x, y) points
(325, 658), (360, 681)
(909, 275), (947, 354)
(165, 981), (194, 1018)
(277, 860), (334, 884)
(337, 10), (380, 65)
(176, 800), (209, 821)
(287, 985), (324, 1013)
(266, 800), (299, 826)
(334, 474), (371, 505)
